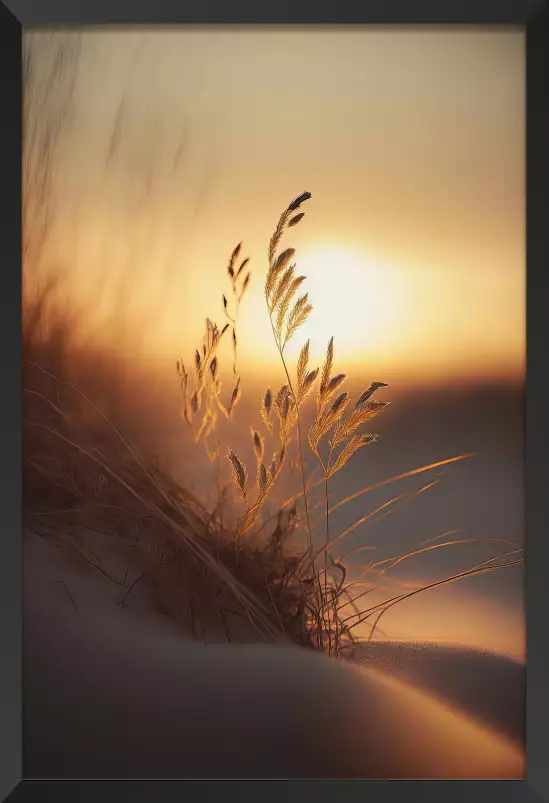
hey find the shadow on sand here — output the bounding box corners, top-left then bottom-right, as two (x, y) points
(354, 641), (525, 747)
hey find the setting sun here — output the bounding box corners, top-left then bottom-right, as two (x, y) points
(236, 244), (404, 374)
(290, 246), (401, 360)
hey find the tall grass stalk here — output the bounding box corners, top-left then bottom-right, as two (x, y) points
(22, 187), (523, 657)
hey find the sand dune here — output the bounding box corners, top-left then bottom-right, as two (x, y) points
(23, 532), (524, 780)
(353, 642), (525, 747)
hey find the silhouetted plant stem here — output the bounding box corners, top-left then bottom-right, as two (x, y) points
(269, 317), (324, 649)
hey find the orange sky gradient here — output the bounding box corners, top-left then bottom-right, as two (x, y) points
(25, 27), (525, 387)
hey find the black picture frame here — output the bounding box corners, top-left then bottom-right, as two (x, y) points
(2, 2), (548, 801)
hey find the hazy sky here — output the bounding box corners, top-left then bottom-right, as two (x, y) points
(26, 27), (525, 385)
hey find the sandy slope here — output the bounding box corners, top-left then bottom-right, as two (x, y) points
(353, 642), (525, 747)
(23, 531), (525, 779)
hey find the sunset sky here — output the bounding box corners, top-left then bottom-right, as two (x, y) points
(25, 27), (525, 386)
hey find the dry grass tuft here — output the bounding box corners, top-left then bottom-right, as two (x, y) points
(23, 190), (523, 657)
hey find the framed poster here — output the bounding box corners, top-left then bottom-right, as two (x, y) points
(2, 1), (548, 801)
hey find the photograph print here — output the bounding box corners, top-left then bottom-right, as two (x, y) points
(22, 26), (525, 779)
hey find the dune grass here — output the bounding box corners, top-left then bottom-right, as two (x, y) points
(22, 190), (523, 656)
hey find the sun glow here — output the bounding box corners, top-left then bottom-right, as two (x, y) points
(282, 246), (402, 365)
(234, 244), (405, 376)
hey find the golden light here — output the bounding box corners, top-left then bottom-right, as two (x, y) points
(235, 244), (405, 375)
(283, 245), (403, 365)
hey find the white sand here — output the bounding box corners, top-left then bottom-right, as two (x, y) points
(23, 530), (525, 779)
